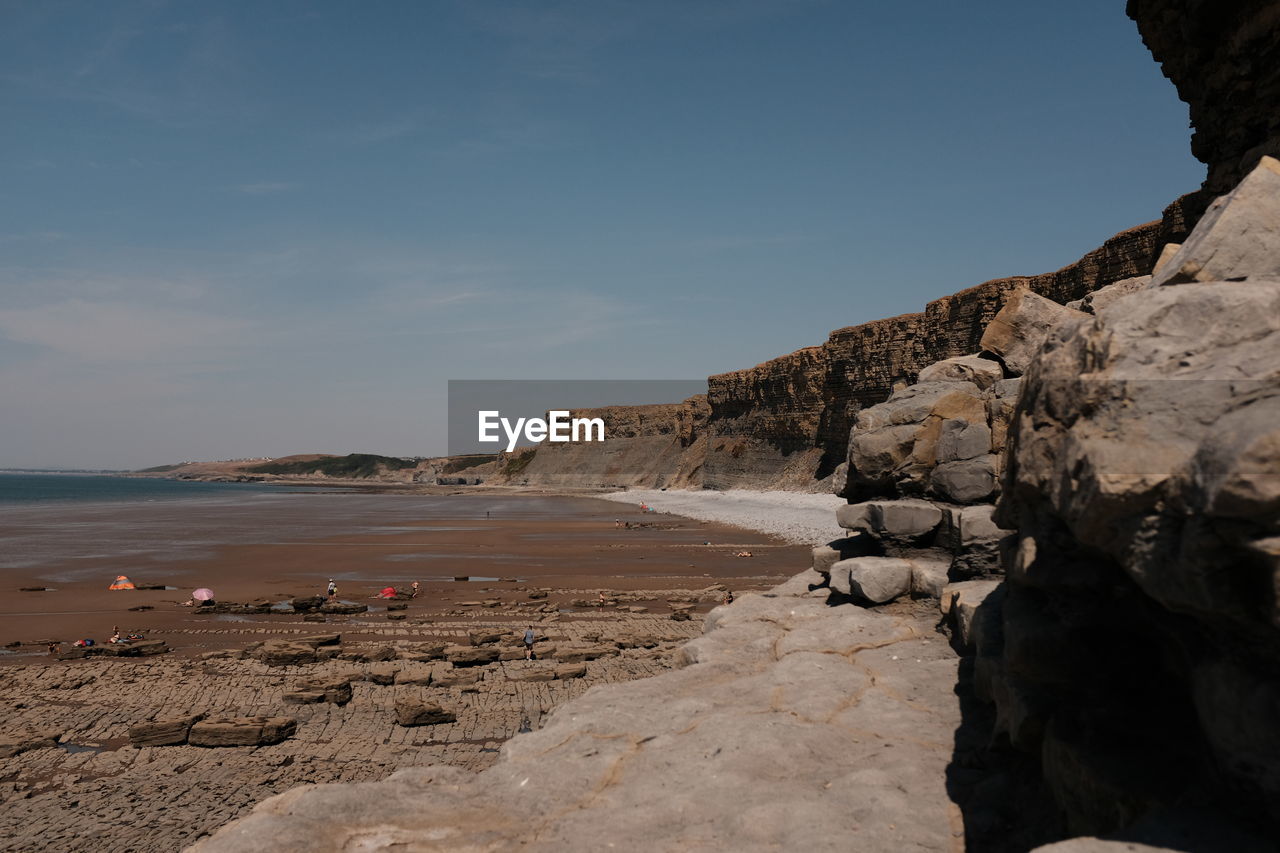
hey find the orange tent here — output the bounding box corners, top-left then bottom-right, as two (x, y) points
(109, 575), (136, 590)
(377, 586), (397, 599)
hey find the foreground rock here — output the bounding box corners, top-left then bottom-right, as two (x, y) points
(189, 573), (962, 852)
(977, 156), (1280, 841)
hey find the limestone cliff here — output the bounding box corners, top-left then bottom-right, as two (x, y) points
(503, 396), (709, 489)
(513, 196), (1202, 492)
(1129, 0), (1280, 194)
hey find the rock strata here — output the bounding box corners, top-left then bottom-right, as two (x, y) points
(189, 576), (964, 853)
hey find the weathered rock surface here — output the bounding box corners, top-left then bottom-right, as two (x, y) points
(189, 718), (298, 748)
(979, 156), (1280, 839)
(0, 729), (61, 759)
(1153, 155), (1280, 286)
(128, 714), (204, 747)
(979, 290), (1087, 377)
(828, 556), (914, 603)
(189, 581), (963, 853)
(1130, 1), (1280, 195)
(393, 698), (456, 727)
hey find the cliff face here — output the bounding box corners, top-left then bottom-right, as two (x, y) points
(704, 195), (1200, 489)
(505, 397), (709, 489)
(1130, 0), (1280, 193)
(513, 196), (1202, 492)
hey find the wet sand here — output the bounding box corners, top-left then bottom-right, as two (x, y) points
(1, 492), (806, 655)
(0, 491), (814, 852)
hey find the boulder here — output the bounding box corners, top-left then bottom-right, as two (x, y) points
(979, 289), (1086, 376)
(127, 714), (203, 747)
(829, 557), (913, 604)
(916, 354), (1004, 390)
(811, 536), (875, 574)
(929, 456), (997, 504)
(189, 717), (297, 747)
(467, 630), (505, 646)
(907, 557), (951, 599)
(846, 381), (988, 497)
(393, 667), (434, 686)
(394, 699), (456, 727)
(253, 642), (319, 667)
(444, 646), (500, 667)
(290, 596), (326, 612)
(555, 663), (588, 679)
(1152, 242), (1181, 274)
(319, 601), (368, 615)
(1065, 275), (1150, 314)
(939, 504), (1014, 577)
(292, 677), (353, 704)
(1153, 156), (1280, 286)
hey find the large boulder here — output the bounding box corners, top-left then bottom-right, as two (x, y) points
(189, 717), (297, 748)
(1152, 155), (1280, 286)
(979, 289), (1086, 376)
(988, 159), (1280, 833)
(828, 557), (913, 603)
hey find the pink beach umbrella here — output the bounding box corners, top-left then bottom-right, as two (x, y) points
(192, 588), (215, 601)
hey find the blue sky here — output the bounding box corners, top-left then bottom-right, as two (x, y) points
(0, 0), (1203, 468)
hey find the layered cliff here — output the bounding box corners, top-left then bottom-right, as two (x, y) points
(1129, 0), (1280, 194)
(515, 195), (1203, 492)
(503, 396), (710, 489)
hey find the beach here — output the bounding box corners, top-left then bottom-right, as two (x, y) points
(0, 485), (818, 853)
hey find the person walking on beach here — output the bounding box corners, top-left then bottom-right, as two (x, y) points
(326, 579), (337, 599)
(523, 626), (536, 660)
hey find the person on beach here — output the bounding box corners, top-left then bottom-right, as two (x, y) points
(47, 642), (59, 656)
(326, 579), (337, 599)
(725, 590), (734, 605)
(411, 581), (420, 598)
(598, 591), (608, 607)
(523, 626), (536, 660)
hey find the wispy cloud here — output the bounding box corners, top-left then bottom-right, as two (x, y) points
(0, 299), (251, 362)
(230, 181), (298, 196)
(324, 115), (422, 146)
(0, 231), (67, 245)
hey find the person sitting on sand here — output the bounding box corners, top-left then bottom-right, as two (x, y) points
(411, 581), (420, 598)
(725, 590), (734, 604)
(47, 642), (59, 656)
(109, 630), (123, 644)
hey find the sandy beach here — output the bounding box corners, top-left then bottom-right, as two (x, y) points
(1, 491), (808, 656)
(0, 488), (817, 853)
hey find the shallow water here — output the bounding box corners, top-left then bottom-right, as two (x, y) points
(0, 488), (601, 579)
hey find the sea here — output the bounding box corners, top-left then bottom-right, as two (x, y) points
(0, 473), (586, 583)
(0, 472), (280, 505)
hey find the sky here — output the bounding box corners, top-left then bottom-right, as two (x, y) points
(0, 0), (1204, 469)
